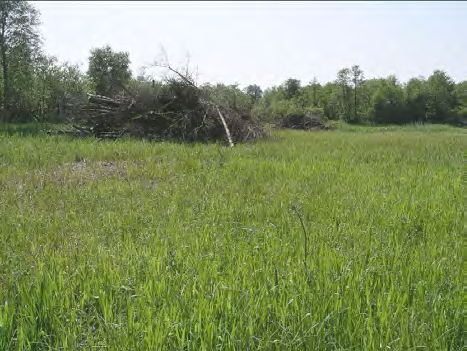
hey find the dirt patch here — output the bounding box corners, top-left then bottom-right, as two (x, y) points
(4, 159), (164, 192)
(50, 160), (132, 186)
(13, 160), (139, 189)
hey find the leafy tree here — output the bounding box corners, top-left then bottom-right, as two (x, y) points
(369, 76), (407, 124)
(0, 0), (41, 120)
(357, 78), (383, 122)
(37, 57), (88, 121)
(424, 70), (458, 124)
(350, 65), (364, 122)
(252, 85), (301, 122)
(454, 81), (467, 125)
(456, 80), (467, 107)
(295, 78), (323, 110)
(244, 84), (263, 103)
(282, 78), (301, 99)
(336, 68), (351, 121)
(404, 77), (429, 123)
(87, 45), (131, 96)
(202, 83), (253, 111)
(320, 82), (341, 120)
(310, 77), (321, 107)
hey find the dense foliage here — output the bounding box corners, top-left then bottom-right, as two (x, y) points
(254, 69), (465, 126)
(0, 1), (465, 126)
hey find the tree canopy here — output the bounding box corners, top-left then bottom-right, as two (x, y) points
(87, 45), (131, 96)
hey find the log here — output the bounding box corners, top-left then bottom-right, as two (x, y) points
(72, 124), (91, 136)
(87, 94), (122, 108)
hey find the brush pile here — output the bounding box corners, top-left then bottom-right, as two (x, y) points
(280, 113), (329, 130)
(70, 66), (265, 146)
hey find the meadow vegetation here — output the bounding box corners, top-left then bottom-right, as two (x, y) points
(0, 124), (464, 349)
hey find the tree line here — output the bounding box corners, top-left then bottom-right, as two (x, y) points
(254, 69), (466, 126)
(0, 1), (465, 126)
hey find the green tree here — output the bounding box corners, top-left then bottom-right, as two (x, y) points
(320, 82), (341, 120)
(87, 45), (131, 96)
(358, 78), (384, 122)
(0, 0), (41, 120)
(34, 56), (88, 122)
(244, 84), (263, 103)
(282, 78), (301, 100)
(297, 78), (322, 109)
(370, 76), (407, 124)
(454, 81), (467, 125)
(202, 83), (253, 111)
(404, 77), (429, 123)
(350, 65), (364, 122)
(336, 68), (351, 121)
(310, 77), (321, 107)
(424, 70), (458, 124)
(456, 80), (467, 107)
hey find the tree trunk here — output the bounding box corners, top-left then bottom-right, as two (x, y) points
(0, 19), (8, 121)
(354, 85), (357, 121)
(313, 85), (317, 107)
(343, 86), (350, 121)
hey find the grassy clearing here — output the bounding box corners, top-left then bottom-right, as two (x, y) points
(0, 125), (464, 350)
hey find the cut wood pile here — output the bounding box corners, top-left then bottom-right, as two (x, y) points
(70, 71), (265, 146)
(280, 113), (329, 130)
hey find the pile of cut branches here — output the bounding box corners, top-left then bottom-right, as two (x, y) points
(280, 113), (329, 130)
(70, 64), (265, 146)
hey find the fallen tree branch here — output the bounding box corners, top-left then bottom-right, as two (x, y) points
(72, 124), (90, 136)
(215, 105), (234, 147)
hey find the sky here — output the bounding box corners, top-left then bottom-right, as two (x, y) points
(32, 1), (466, 89)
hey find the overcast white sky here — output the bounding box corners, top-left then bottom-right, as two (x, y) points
(32, 1), (466, 89)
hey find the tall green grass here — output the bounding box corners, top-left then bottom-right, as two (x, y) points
(0, 126), (464, 350)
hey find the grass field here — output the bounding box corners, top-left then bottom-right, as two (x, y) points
(0, 124), (464, 350)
